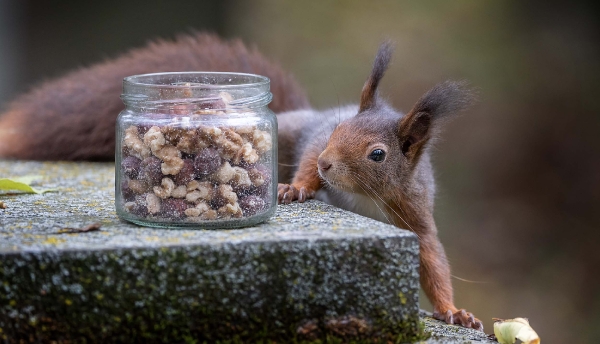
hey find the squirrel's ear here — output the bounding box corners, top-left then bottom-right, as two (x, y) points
(398, 81), (475, 160)
(359, 41), (394, 112)
(398, 111), (432, 160)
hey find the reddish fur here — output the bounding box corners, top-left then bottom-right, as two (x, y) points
(278, 145), (322, 204)
(291, 149), (322, 194)
(278, 42), (482, 330)
(286, 114), (467, 323)
(313, 105), (481, 329)
(0, 33), (309, 160)
(388, 198), (456, 315)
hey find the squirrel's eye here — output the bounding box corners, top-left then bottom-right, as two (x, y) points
(368, 149), (386, 162)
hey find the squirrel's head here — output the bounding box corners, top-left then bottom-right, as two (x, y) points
(317, 41), (475, 197)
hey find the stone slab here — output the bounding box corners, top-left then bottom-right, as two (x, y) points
(0, 161), (422, 342)
(421, 311), (497, 343)
(0, 161), (497, 343)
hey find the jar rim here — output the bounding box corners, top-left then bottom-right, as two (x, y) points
(123, 71), (270, 89)
(121, 72), (272, 109)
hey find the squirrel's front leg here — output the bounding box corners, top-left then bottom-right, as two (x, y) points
(278, 148), (322, 204)
(420, 230), (484, 331)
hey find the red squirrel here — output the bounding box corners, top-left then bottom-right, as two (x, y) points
(0, 33), (482, 330)
(277, 43), (482, 330)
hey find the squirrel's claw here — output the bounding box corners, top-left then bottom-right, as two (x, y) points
(277, 183), (314, 204)
(433, 308), (483, 332)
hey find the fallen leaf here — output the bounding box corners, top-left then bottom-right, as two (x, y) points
(493, 317), (540, 344)
(0, 175), (57, 194)
(55, 223), (102, 234)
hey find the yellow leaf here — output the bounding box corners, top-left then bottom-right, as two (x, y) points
(494, 317), (540, 344)
(0, 175), (57, 194)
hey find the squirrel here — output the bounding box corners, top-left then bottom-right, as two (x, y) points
(0, 33), (483, 331)
(277, 43), (482, 330)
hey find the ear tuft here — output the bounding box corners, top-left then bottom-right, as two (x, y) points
(408, 80), (476, 119)
(398, 81), (476, 162)
(359, 41), (394, 112)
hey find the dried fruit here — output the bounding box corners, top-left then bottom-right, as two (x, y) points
(212, 161), (236, 184)
(211, 184), (237, 208)
(128, 179), (150, 194)
(171, 185), (187, 199)
(230, 166), (252, 188)
(139, 157), (163, 185)
(184, 201), (211, 217)
(161, 198), (189, 218)
(143, 126), (166, 153)
(153, 145), (184, 175)
(123, 126), (151, 160)
(176, 130), (205, 154)
(120, 119), (273, 223)
(251, 164), (272, 185)
(121, 179), (135, 201)
(194, 147), (222, 175)
(172, 159), (196, 185)
(217, 202), (243, 218)
(239, 195), (266, 216)
(153, 177), (175, 199)
(124, 195), (150, 217)
(146, 193), (161, 214)
(121, 156), (141, 178)
(185, 181), (213, 203)
(252, 129), (272, 154)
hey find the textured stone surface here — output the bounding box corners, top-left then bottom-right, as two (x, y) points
(0, 161), (495, 343)
(0, 161), (422, 342)
(421, 311), (497, 343)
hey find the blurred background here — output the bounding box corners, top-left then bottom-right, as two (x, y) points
(1, 0), (598, 342)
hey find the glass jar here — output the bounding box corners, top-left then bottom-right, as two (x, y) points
(115, 72), (277, 229)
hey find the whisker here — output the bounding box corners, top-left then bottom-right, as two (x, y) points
(384, 191), (421, 234)
(353, 183), (394, 225)
(331, 80), (342, 128)
(347, 172), (395, 227)
(349, 171), (422, 241)
(452, 275), (489, 284)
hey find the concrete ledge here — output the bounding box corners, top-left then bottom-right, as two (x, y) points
(0, 161), (422, 342)
(421, 311), (496, 343)
(0, 161), (497, 343)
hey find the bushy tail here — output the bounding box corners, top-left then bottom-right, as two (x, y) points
(0, 33), (309, 161)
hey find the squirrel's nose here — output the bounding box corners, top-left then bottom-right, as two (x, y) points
(318, 157), (332, 171)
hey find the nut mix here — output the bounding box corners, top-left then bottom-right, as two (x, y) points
(120, 92), (273, 222)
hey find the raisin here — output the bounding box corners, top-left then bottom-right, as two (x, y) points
(239, 195), (266, 216)
(126, 195), (149, 217)
(121, 156), (142, 178)
(194, 147), (222, 175)
(173, 159), (196, 185)
(139, 156), (163, 185)
(121, 179), (135, 201)
(161, 198), (189, 219)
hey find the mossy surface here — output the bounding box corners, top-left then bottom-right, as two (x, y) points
(0, 238), (420, 342)
(420, 311), (497, 343)
(0, 161), (421, 342)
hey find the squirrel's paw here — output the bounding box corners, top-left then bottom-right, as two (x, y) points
(433, 308), (483, 332)
(277, 184), (315, 204)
